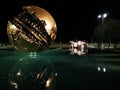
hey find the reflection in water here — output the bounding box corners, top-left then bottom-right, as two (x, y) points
(69, 48), (88, 55)
(8, 52), (57, 90)
(97, 66), (106, 72)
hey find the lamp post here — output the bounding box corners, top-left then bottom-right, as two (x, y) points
(97, 13), (108, 50)
(97, 13), (108, 25)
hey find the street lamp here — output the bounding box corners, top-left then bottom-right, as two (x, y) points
(97, 13), (108, 50)
(97, 13), (108, 25)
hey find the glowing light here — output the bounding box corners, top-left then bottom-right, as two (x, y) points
(46, 78), (51, 87)
(36, 73), (40, 79)
(98, 15), (102, 19)
(97, 67), (106, 72)
(103, 13), (108, 18)
(73, 42), (78, 48)
(97, 13), (108, 19)
(10, 24), (17, 29)
(103, 67), (106, 72)
(73, 48), (78, 54)
(97, 67), (101, 71)
(45, 23), (52, 30)
(10, 81), (18, 89)
(17, 71), (21, 76)
(55, 73), (57, 76)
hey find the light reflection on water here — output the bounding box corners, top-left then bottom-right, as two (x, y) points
(69, 48), (88, 55)
(0, 49), (120, 89)
(8, 52), (57, 90)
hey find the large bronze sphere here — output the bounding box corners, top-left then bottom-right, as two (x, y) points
(7, 6), (57, 52)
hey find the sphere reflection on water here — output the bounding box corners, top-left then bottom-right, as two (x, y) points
(7, 5), (57, 52)
(8, 53), (57, 90)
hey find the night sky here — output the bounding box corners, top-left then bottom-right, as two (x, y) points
(0, 0), (120, 43)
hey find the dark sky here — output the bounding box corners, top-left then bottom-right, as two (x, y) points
(0, 0), (120, 43)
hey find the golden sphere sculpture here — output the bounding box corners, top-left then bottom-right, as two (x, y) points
(7, 6), (57, 52)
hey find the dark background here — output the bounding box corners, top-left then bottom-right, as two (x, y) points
(0, 0), (120, 43)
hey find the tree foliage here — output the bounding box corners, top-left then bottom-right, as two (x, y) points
(93, 18), (120, 43)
